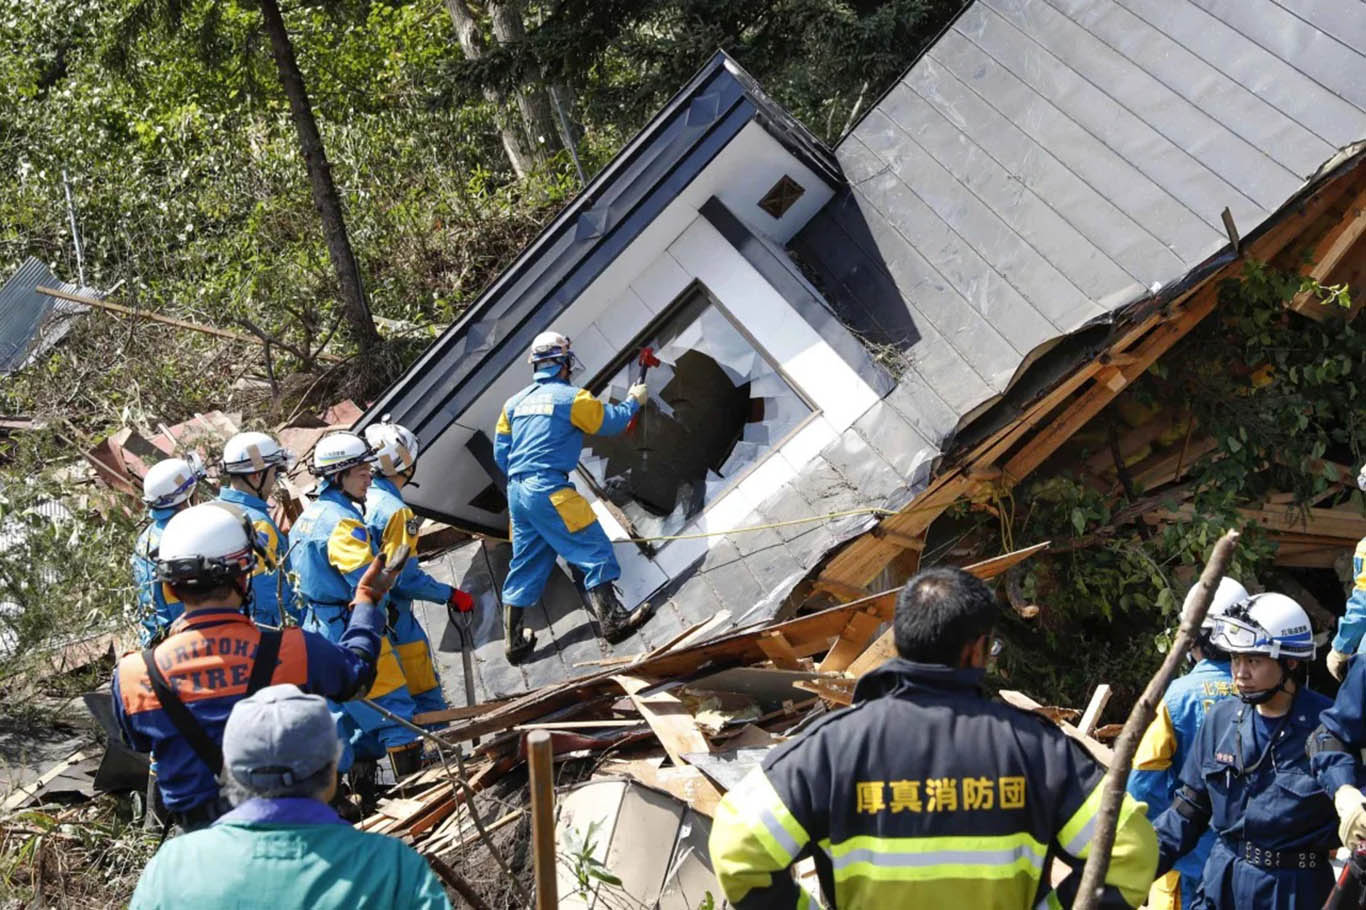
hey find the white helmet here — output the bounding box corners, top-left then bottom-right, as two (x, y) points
(527, 330), (580, 375)
(310, 431), (375, 478)
(222, 431), (294, 476)
(1184, 576), (1250, 633)
(157, 502), (257, 590)
(1211, 591), (1315, 660)
(142, 454), (205, 509)
(1357, 462), (1365, 492)
(364, 418), (420, 476)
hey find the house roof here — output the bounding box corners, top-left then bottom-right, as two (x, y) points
(793, 0), (1366, 443)
(357, 51), (841, 448)
(0, 258), (88, 373)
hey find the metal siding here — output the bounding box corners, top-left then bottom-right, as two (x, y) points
(796, 0), (1366, 456)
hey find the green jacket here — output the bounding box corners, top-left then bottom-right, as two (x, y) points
(130, 798), (451, 909)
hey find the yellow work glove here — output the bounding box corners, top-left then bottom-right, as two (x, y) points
(1329, 649), (1353, 682)
(1336, 786), (1366, 848)
(628, 382), (648, 405)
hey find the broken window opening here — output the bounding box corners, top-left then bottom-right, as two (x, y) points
(580, 286), (812, 545)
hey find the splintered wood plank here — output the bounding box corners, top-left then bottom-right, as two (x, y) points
(1290, 182), (1366, 318)
(793, 677), (855, 706)
(612, 675), (712, 767)
(999, 690), (1113, 767)
(412, 698), (514, 727)
(1079, 684), (1113, 737)
(816, 609), (884, 673)
(961, 541), (1051, 580)
(757, 631), (803, 669)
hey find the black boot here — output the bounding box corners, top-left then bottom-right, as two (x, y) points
(347, 759), (379, 816)
(386, 741), (424, 792)
(504, 604), (536, 664)
(587, 584), (642, 643)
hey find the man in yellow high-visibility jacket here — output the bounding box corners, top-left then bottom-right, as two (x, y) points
(709, 567), (1158, 909)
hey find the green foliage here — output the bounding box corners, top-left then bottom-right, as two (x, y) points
(563, 818), (623, 899)
(985, 264), (1362, 710)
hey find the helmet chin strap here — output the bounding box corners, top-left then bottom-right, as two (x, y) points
(1237, 662), (1290, 705)
(235, 574), (254, 620)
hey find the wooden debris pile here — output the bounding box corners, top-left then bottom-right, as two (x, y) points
(359, 542), (1116, 895)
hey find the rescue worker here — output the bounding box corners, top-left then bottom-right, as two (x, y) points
(291, 431), (423, 781)
(1153, 592), (1336, 909)
(1324, 463), (1366, 681)
(132, 455), (204, 644)
(1310, 569), (1366, 852)
(493, 331), (649, 661)
(363, 419), (475, 717)
(708, 567), (1158, 908)
(111, 502), (392, 830)
(217, 431), (298, 627)
(1128, 577), (1248, 910)
(130, 685), (450, 910)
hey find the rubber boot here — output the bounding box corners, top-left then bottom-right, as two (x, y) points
(387, 741), (424, 793)
(347, 759), (380, 816)
(504, 604), (536, 664)
(587, 584), (641, 644)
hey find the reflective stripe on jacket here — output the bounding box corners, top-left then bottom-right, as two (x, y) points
(708, 659), (1157, 909)
(111, 607), (381, 812)
(217, 487), (298, 626)
(493, 376), (637, 478)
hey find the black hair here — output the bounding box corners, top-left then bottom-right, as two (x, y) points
(894, 567), (1002, 666)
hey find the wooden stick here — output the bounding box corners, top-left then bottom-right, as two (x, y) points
(527, 730), (557, 910)
(36, 285), (342, 362)
(425, 854), (494, 910)
(1072, 529), (1240, 910)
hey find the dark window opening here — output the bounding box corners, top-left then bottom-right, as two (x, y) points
(580, 286), (812, 543)
(758, 175), (805, 219)
(469, 482), (507, 516)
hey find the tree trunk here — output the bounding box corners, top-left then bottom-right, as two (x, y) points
(486, 0), (561, 161)
(258, 0), (380, 354)
(443, 0), (538, 178)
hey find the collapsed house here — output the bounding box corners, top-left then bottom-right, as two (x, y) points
(359, 0), (1366, 703)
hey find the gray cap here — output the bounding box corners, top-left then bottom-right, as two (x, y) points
(222, 684), (339, 789)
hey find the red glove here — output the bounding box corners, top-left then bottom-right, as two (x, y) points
(449, 588), (475, 613)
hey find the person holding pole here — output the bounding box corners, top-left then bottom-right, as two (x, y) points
(1151, 593), (1336, 909)
(1126, 578), (1248, 910)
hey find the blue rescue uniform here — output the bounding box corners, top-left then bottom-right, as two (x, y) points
(1310, 654), (1366, 796)
(1330, 538), (1366, 654)
(493, 375), (638, 608)
(291, 483), (417, 766)
(709, 659), (1157, 909)
(365, 475), (452, 715)
(132, 507), (184, 644)
(1128, 658), (1235, 910)
(1154, 689), (1338, 909)
(111, 606), (381, 814)
(218, 487), (298, 627)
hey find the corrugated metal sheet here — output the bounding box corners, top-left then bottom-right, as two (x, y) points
(794, 0), (1366, 443)
(0, 257), (88, 373)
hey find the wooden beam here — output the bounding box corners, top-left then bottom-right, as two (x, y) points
(1289, 182), (1366, 319)
(816, 609), (884, 674)
(999, 690), (1113, 767)
(1079, 684), (1113, 737)
(757, 630), (803, 669)
(962, 541), (1052, 580)
(871, 528), (926, 551)
(813, 575), (872, 602)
